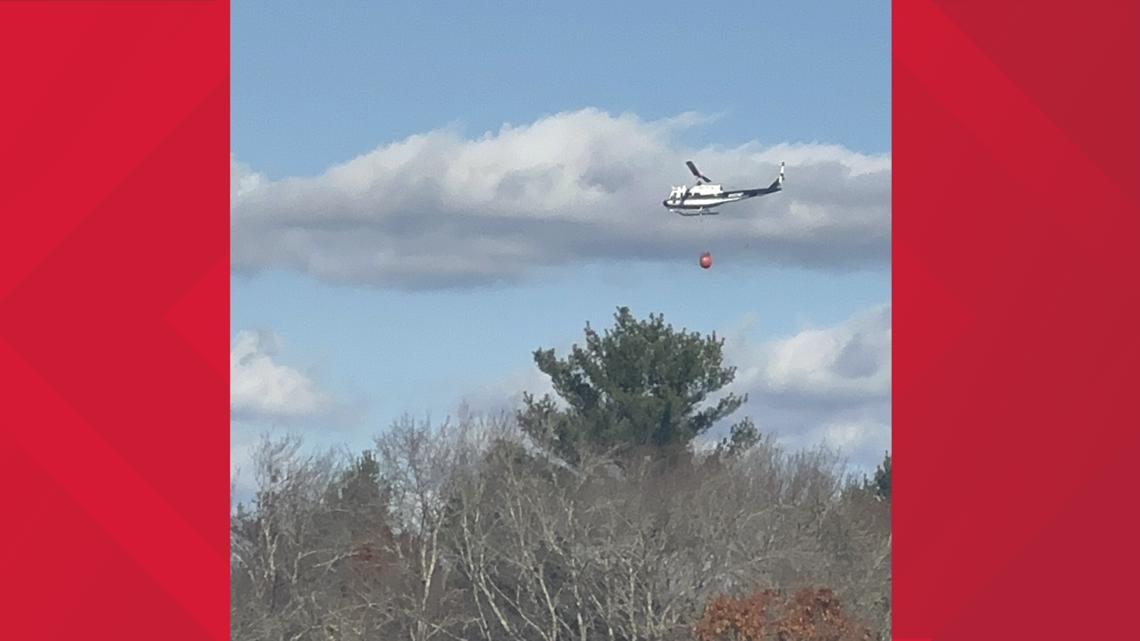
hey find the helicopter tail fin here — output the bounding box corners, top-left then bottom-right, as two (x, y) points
(767, 162), (785, 190)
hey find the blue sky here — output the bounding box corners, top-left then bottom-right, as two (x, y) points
(230, 0), (891, 489)
(232, 0), (890, 175)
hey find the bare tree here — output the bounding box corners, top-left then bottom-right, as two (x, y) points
(375, 411), (503, 641)
(231, 434), (401, 641)
(230, 419), (891, 641)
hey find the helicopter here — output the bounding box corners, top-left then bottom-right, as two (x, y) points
(663, 160), (784, 216)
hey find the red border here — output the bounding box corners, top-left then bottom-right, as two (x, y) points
(895, 1), (1140, 639)
(3, 0), (1138, 638)
(1, 2), (228, 639)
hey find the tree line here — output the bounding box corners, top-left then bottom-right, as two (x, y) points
(231, 307), (891, 641)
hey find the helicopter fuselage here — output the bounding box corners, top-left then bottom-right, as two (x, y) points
(663, 184), (773, 215)
(663, 160), (784, 215)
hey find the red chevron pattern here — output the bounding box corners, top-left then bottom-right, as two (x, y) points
(1, 2), (228, 640)
(895, 1), (1140, 640)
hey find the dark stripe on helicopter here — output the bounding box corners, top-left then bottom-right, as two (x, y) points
(674, 193), (724, 200)
(663, 199), (730, 209)
(669, 184), (781, 200)
(664, 179), (780, 207)
(728, 186), (781, 197)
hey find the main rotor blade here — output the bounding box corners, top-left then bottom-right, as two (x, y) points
(686, 160), (711, 183)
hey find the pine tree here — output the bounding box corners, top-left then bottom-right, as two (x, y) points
(518, 306), (748, 466)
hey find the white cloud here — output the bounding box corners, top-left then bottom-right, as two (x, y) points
(727, 304), (891, 408)
(230, 329), (328, 421)
(230, 153), (265, 205)
(818, 417), (890, 455)
(457, 363), (558, 417)
(231, 108), (890, 290)
(718, 304), (891, 468)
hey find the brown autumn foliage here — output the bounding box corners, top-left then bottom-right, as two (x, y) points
(695, 588), (871, 641)
(694, 590), (777, 641)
